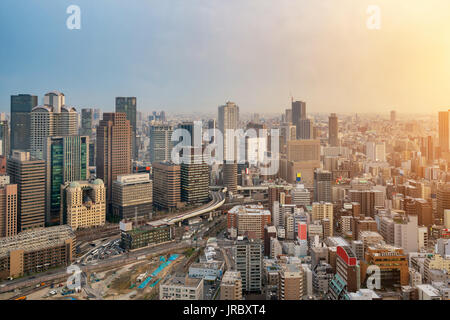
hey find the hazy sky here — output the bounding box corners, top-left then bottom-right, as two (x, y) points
(1, 0), (450, 114)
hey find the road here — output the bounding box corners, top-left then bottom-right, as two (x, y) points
(156, 191), (225, 225)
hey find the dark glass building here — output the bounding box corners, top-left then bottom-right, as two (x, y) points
(44, 136), (89, 226)
(10, 94), (38, 153)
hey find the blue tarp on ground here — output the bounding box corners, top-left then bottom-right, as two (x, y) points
(138, 276), (153, 289)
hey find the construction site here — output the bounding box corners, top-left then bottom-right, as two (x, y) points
(0, 244), (204, 300)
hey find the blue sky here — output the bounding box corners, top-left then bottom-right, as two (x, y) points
(1, 0), (450, 114)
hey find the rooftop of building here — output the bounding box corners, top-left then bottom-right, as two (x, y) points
(229, 204), (270, 216)
(162, 276), (202, 288)
(416, 284), (442, 297)
(221, 271), (241, 283)
(0, 225), (75, 258)
(115, 173), (151, 185)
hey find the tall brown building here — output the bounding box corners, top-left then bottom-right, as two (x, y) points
(406, 199), (433, 227)
(223, 162), (237, 194)
(153, 162), (181, 211)
(360, 245), (409, 287)
(0, 176), (17, 238)
(352, 217), (378, 240)
(6, 151), (45, 231)
(437, 184), (450, 225)
(96, 113), (132, 214)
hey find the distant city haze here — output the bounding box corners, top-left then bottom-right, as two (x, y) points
(1, 0), (450, 114)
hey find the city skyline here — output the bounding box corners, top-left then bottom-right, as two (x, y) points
(2, 1), (450, 114)
(1, 0), (450, 306)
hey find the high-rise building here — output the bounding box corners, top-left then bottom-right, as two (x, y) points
(278, 264), (304, 300)
(328, 113), (339, 147)
(291, 184), (311, 207)
(366, 141), (386, 162)
(218, 102), (239, 162)
(335, 246), (359, 293)
(292, 100), (306, 139)
(283, 140), (321, 187)
(61, 179), (106, 231)
(314, 170), (332, 203)
(179, 122), (202, 147)
(0, 176), (17, 238)
(223, 163), (237, 194)
(96, 112), (132, 212)
(149, 124), (174, 163)
(112, 173), (153, 221)
(0, 120), (10, 157)
(30, 92), (78, 159)
(227, 205), (271, 240)
(287, 140), (321, 162)
(349, 190), (382, 218)
(235, 238), (263, 292)
(438, 111), (450, 153)
(285, 109), (292, 124)
(360, 245), (409, 287)
(312, 202), (334, 237)
(437, 184), (450, 225)
(44, 135), (89, 226)
(297, 118), (313, 140)
(220, 271), (243, 300)
(6, 151), (45, 231)
(80, 108), (94, 137)
(152, 162), (181, 211)
(10, 94), (38, 153)
(180, 147), (209, 204)
(116, 97), (137, 160)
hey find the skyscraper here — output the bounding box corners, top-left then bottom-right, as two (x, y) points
(328, 113), (339, 147)
(312, 202), (334, 237)
(218, 102), (239, 162)
(314, 170), (332, 203)
(30, 92), (78, 159)
(10, 94), (38, 153)
(44, 135), (89, 226)
(80, 108), (94, 137)
(437, 184), (450, 225)
(116, 97), (138, 160)
(179, 121), (202, 147)
(235, 238), (263, 292)
(438, 111), (450, 153)
(298, 118), (313, 140)
(292, 100), (307, 139)
(149, 124), (174, 163)
(96, 113), (132, 214)
(223, 163), (238, 194)
(152, 162), (181, 211)
(0, 120), (10, 157)
(181, 147), (209, 204)
(366, 141), (386, 162)
(7, 151), (45, 231)
(112, 173), (153, 221)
